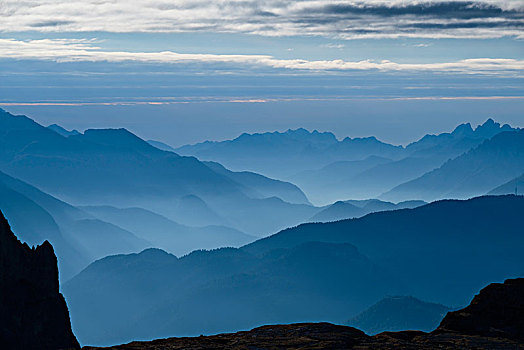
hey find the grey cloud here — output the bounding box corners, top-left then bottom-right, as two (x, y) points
(1, 0), (523, 39)
(317, 1), (518, 19)
(31, 20), (75, 28)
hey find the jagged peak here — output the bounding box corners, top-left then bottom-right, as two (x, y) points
(475, 118), (499, 131)
(451, 122), (474, 135)
(233, 128), (337, 141)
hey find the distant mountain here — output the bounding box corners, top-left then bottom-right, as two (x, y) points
(309, 201), (365, 222)
(177, 120), (516, 204)
(290, 156), (392, 204)
(405, 119), (514, 157)
(65, 219), (150, 262)
(0, 211), (80, 349)
(176, 128), (403, 179)
(348, 296), (450, 334)
(0, 167), (257, 277)
(309, 199), (425, 223)
(204, 161), (310, 205)
(171, 194), (229, 227)
(0, 169), (151, 279)
(64, 195), (523, 346)
(47, 123), (80, 137)
(245, 195), (524, 305)
(382, 130), (524, 202)
(339, 120), (517, 202)
(65, 242), (391, 345)
(0, 109), (234, 203)
(80, 278), (524, 350)
(80, 205), (255, 256)
(488, 173), (524, 195)
(0, 108), (317, 237)
(303, 119), (517, 204)
(147, 139), (176, 152)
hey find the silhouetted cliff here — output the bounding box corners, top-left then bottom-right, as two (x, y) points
(0, 211), (79, 349)
(436, 278), (524, 341)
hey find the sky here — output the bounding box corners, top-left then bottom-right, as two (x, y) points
(0, 0), (523, 146)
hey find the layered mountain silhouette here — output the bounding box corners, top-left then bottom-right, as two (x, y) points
(176, 128), (403, 179)
(65, 242), (392, 345)
(309, 199), (425, 223)
(47, 123), (80, 137)
(64, 195), (523, 346)
(488, 173), (524, 195)
(0, 108), (317, 237)
(383, 129), (524, 202)
(245, 195), (524, 304)
(176, 120), (517, 204)
(146, 139), (176, 152)
(0, 166), (258, 280)
(80, 205), (255, 256)
(0, 168), (153, 280)
(348, 296), (450, 334)
(296, 119), (517, 204)
(0, 210), (79, 349)
(309, 201), (365, 222)
(2, 202), (521, 349)
(84, 278), (524, 349)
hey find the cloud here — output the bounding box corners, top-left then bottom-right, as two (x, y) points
(0, 38), (523, 74)
(322, 43), (346, 49)
(0, 1), (523, 39)
(2, 96), (523, 107)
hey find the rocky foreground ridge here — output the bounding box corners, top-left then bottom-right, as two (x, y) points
(87, 278), (523, 349)
(0, 211), (79, 350)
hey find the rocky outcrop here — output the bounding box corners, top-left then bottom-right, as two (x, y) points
(86, 278), (523, 350)
(436, 278), (524, 341)
(0, 211), (80, 350)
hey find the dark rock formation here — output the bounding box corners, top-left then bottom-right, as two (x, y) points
(0, 211), (80, 350)
(436, 278), (524, 341)
(86, 278), (523, 349)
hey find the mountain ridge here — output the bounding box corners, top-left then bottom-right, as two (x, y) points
(83, 278), (524, 349)
(64, 195), (524, 345)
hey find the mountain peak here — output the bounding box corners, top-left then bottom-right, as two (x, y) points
(286, 127), (309, 134)
(138, 248), (177, 260)
(473, 118), (514, 139)
(451, 122), (474, 136)
(82, 128), (172, 154)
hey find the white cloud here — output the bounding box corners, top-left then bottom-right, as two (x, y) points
(1, 38), (523, 74)
(0, 1), (523, 39)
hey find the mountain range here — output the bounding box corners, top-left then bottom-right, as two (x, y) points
(383, 129), (524, 202)
(309, 199), (426, 223)
(0, 108), (320, 238)
(176, 119), (519, 205)
(488, 173), (524, 195)
(3, 203), (523, 349)
(82, 278), (524, 349)
(63, 195), (524, 346)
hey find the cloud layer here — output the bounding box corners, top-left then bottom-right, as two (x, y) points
(1, 0), (523, 39)
(1, 38), (523, 74)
